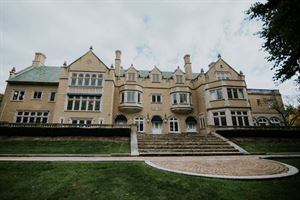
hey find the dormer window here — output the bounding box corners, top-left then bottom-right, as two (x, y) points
(176, 75), (183, 83)
(152, 74), (160, 82)
(128, 73), (135, 81)
(216, 71), (231, 80)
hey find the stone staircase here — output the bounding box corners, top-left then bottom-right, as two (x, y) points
(137, 133), (244, 156)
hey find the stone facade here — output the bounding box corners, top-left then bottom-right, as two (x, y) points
(0, 48), (284, 134)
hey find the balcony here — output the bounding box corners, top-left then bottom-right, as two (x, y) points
(119, 102), (143, 113)
(171, 103), (193, 114)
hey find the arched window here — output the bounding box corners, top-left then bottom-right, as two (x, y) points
(134, 117), (144, 132)
(91, 74), (97, 86)
(257, 117), (268, 126)
(71, 73), (77, 85)
(169, 117), (179, 133)
(84, 74), (90, 86)
(270, 117), (280, 126)
(78, 74), (84, 86)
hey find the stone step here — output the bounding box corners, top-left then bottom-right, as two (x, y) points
(138, 142), (227, 145)
(138, 145), (234, 149)
(139, 152), (244, 156)
(139, 148), (239, 152)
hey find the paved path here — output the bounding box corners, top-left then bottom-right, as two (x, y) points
(0, 155), (298, 179)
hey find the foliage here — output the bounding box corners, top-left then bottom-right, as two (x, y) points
(247, 0), (300, 84)
(0, 138), (130, 154)
(0, 160), (300, 200)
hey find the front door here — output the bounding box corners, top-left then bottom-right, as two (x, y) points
(152, 121), (162, 134)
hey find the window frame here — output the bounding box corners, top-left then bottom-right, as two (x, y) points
(11, 90), (25, 101)
(169, 117), (180, 133)
(213, 111), (227, 126)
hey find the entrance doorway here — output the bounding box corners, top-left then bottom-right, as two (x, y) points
(151, 115), (163, 134)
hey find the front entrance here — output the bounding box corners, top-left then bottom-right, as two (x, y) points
(152, 121), (162, 134)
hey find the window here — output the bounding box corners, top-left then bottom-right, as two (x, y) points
(169, 117), (179, 133)
(270, 117), (280, 126)
(71, 73), (77, 85)
(127, 91), (135, 102)
(210, 89), (223, 101)
(257, 117), (268, 126)
(256, 99), (261, 106)
(67, 95), (101, 111)
(134, 117), (144, 132)
(213, 111), (227, 126)
(172, 94), (177, 105)
(120, 91), (142, 104)
(15, 111), (48, 123)
(231, 111), (249, 126)
(179, 93), (188, 104)
(216, 71), (231, 80)
(72, 119), (92, 125)
(176, 75), (183, 83)
(152, 74), (160, 82)
(70, 73), (104, 87)
(84, 74), (90, 86)
(199, 114), (206, 129)
(227, 88), (244, 99)
(49, 92), (56, 102)
(151, 94), (162, 103)
(171, 93), (190, 105)
(33, 91), (42, 100)
(12, 90), (25, 101)
(128, 73), (135, 81)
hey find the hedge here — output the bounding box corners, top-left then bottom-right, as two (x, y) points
(216, 128), (300, 138)
(0, 127), (131, 137)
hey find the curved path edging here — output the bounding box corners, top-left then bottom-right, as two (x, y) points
(145, 159), (299, 180)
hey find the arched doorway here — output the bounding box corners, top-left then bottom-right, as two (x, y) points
(151, 115), (163, 134)
(115, 115), (127, 126)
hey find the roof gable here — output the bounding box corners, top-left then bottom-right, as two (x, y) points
(68, 50), (109, 72)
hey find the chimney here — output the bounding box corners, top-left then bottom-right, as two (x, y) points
(184, 54), (192, 80)
(32, 52), (46, 67)
(115, 50), (121, 78)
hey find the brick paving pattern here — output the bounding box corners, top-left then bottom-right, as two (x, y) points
(150, 158), (289, 176)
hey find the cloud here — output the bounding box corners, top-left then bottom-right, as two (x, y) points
(0, 0), (297, 102)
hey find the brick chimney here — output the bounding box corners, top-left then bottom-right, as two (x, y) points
(32, 52), (46, 67)
(115, 50), (121, 78)
(184, 54), (192, 80)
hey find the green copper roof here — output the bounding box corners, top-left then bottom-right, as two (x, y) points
(8, 66), (60, 84)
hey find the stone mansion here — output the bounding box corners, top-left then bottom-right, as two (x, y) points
(0, 48), (283, 134)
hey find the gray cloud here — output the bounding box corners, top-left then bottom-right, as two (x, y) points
(0, 0), (297, 102)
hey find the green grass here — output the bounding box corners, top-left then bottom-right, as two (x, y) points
(0, 137), (130, 154)
(232, 138), (300, 153)
(0, 159), (299, 200)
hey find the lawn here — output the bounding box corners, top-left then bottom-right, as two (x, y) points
(0, 159), (299, 200)
(231, 138), (300, 153)
(0, 137), (130, 154)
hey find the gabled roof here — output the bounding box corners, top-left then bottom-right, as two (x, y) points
(68, 50), (109, 70)
(8, 66), (60, 84)
(205, 58), (240, 76)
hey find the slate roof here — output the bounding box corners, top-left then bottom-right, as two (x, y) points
(8, 66), (199, 84)
(8, 66), (61, 84)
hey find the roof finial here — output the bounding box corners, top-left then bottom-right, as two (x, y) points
(217, 53), (221, 59)
(201, 68), (204, 73)
(89, 46), (93, 51)
(63, 61), (67, 67)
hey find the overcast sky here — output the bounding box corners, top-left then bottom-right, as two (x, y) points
(0, 0), (298, 103)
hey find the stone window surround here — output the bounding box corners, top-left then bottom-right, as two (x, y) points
(66, 95), (101, 112)
(32, 91), (43, 100)
(70, 72), (104, 87)
(15, 110), (49, 123)
(11, 90), (25, 101)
